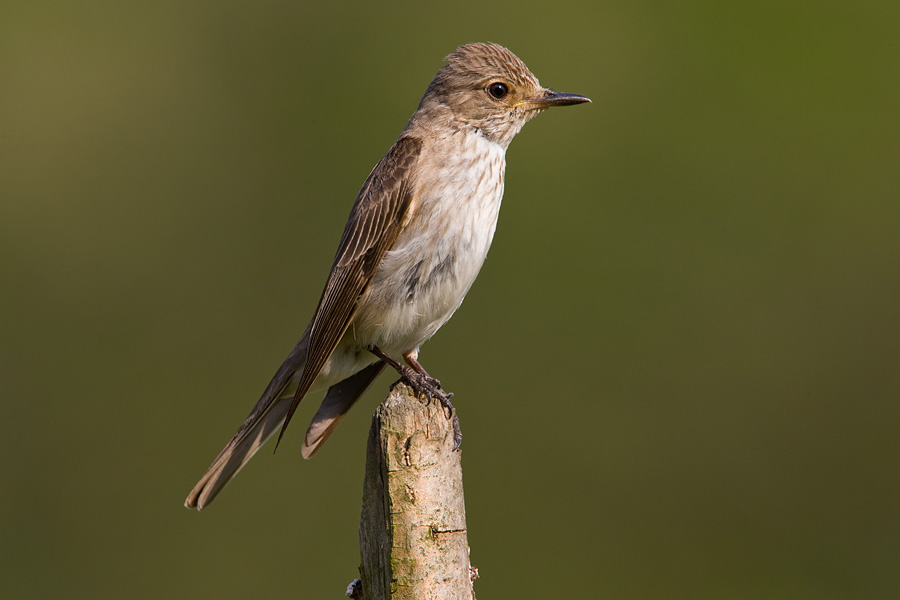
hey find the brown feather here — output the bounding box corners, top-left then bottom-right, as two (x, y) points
(275, 135), (423, 447)
(301, 361), (387, 459)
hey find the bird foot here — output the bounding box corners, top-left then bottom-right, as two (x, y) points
(398, 369), (452, 407)
(391, 371), (462, 451)
(370, 346), (462, 450)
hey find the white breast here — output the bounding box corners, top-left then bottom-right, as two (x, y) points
(352, 131), (506, 355)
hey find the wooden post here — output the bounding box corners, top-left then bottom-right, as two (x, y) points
(356, 383), (476, 599)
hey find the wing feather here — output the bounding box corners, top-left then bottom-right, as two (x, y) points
(275, 135), (423, 446)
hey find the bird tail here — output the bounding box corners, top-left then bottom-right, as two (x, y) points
(184, 330), (309, 510)
(301, 361), (386, 458)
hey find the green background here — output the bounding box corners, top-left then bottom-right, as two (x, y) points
(2, 1), (898, 598)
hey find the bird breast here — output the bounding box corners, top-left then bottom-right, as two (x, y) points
(352, 131), (506, 354)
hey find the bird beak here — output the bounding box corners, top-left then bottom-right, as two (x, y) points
(525, 89), (592, 108)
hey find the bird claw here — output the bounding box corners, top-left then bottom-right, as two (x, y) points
(398, 372), (462, 450)
(402, 371), (450, 405)
(450, 413), (462, 451)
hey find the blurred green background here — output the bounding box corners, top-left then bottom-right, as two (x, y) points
(2, 0), (898, 598)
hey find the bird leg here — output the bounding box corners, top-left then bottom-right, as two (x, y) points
(369, 346), (462, 450)
(402, 350), (452, 398)
(367, 346), (448, 402)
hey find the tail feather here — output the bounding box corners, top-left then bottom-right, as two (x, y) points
(184, 395), (291, 509)
(301, 361), (386, 459)
(184, 329), (309, 510)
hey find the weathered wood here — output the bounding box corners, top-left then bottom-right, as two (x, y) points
(358, 383), (475, 599)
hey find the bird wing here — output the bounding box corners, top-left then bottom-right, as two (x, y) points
(276, 135), (423, 446)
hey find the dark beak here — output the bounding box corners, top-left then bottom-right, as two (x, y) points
(528, 89), (592, 107)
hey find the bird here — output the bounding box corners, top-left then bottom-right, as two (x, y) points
(185, 42), (590, 510)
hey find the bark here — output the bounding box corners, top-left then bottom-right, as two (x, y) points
(358, 383), (475, 600)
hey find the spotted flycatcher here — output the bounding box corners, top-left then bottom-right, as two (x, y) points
(185, 43), (589, 509)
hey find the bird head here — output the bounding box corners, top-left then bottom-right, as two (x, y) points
(417, 43), (591, 148)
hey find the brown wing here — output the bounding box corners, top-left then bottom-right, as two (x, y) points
(275, 135), (422, 446)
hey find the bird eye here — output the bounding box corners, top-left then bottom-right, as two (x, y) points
(487, 82), (509, 100)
